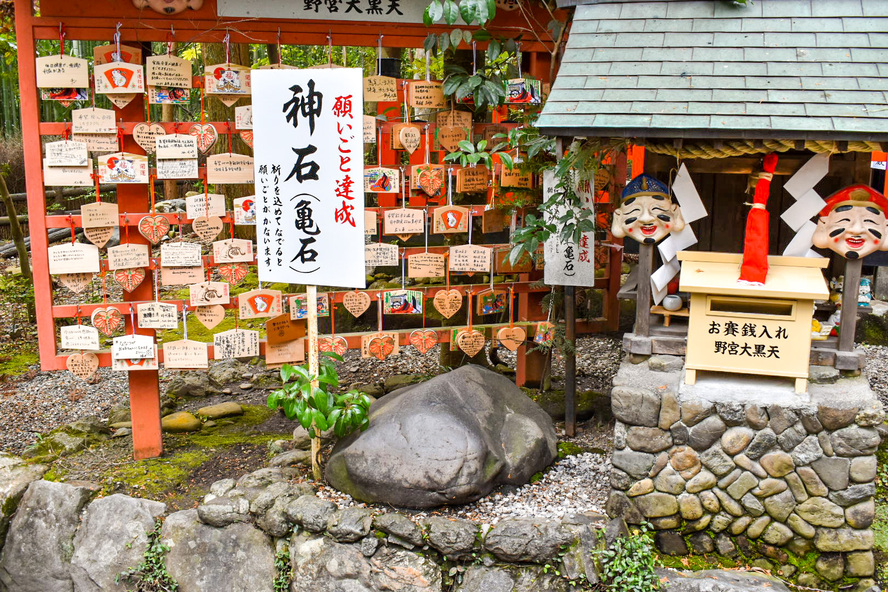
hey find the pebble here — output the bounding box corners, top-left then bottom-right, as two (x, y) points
(862, 345), (888, 407)
(239, 383), (253, 391)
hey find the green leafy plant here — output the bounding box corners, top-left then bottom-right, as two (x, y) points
(594, 523), (659, 592)
(267, 352), (372, 479)
(116, 521), (179, 592)
(273, 549), (293, 592)
(444, 138), (513, 170)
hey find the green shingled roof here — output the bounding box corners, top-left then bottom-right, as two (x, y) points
(537, 0), (888, 141)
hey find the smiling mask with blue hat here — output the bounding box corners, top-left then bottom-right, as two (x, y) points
(611, 174), (686, 245)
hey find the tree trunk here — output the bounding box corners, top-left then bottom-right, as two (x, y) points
(0, 173), (31, 281)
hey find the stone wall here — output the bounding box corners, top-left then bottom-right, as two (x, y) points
(607, 356), (886, 591)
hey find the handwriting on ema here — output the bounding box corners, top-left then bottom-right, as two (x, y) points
(214, 328), (260, 359)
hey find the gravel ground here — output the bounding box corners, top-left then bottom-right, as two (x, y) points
(863, 344), (888, 407)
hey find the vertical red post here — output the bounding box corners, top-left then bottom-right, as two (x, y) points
(117, 90), (163, 460)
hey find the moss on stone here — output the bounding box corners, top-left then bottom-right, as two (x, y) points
(557, 442), (584, 459)
(855, 313), (888, 345)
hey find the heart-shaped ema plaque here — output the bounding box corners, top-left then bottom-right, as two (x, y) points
(457, 329), (486, 358)
(194, 305), (226, 330)
(58, 272), (93, 294)
(91, 306), (123, 336)
(409, 329), (438, 354)
(138, 215), (171, 245)
(192, 216), (224, 244)
(368, 333), (395, 361)
(83, 226), (115, 249)
(66, 352), (99, 381)
(132, 122), (165, 154)
(438, 125), (467, 153)
(343, 291), (371, 318)
(433, 289), (463, 319)
(399, 125), (421, 154)
(497, 326), (526, 352)
(113, 267), (146, 293)
(416, 164), (445, 197)
(189, 123), (218, 154)
(218, 262), (250, 285)
(238, 130), (253, 148)
(319, 336), (348, 357)
(107, 93), (136, 109)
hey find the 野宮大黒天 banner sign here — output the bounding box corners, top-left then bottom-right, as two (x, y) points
(253, 68), (366, 289)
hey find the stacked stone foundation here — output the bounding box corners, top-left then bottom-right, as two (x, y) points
(606, 356), (885, 590)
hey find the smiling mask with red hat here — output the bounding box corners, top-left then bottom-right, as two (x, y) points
(812, 185), (888, 260)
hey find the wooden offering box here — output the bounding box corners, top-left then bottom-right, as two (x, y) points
(678, 252), (829, 394)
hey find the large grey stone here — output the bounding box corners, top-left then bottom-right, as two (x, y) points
(454, 565), (566, 592)
(605, 491), (643, 524)
(655, 531), (688, 555)
(325, 366), (557, 508)
(653, 568), (791, 591)
(653, 465), (686, 495)
(659, 391), (680, 430)
(745, 406), (769, 429)
(612, 449), (655, 480)
(733, 454), (766, 479)
(680, 399), (714, 427)
(850, 456), (877, 482)
(797, 467), (828, 496)
(626, 427), (672, 453)
(165, 371), (221, 397)
(790, 436), (823, 466)
(686, 470), (716, 494)
(424, 516), (477, 559)
(0, 480), (92, 592)
(292, 531), (443, 592)
(721, 427), (753, 455)
(0, 454), (47, 547)
(845, 499), (875, 529)
(612, 386), (661, 427)
(760, 451), (794, 478)
(715, 402), (745, 427)
(762, 489), (796, 522)
(327, 507), (374, 543)
(70, 494), (166, 592)
(286, 495), (336, 532)
(817, 404), (859, 431)
(787, 513), (816, 539)
(813, 528), (874, 552)
(700, 447), (735, 476)
(484, 519), (572, 563)
(162, 509), (275, 592)
(768, 406), (798, 435)
(796, 498), (846, 527)
(687, 416), (726, 451)
(830, 425), (881, 456)
(745, 428), (777, 460)
(726, 472), (758, 500)
(762, 522), (793, 545)
(197, 496), (250, 527)
(649, 355), (684, 373)
(829, 483), (876, 507)
(373, 513), (424, 547)
(777, 425), (805, 451)
(207, 359), (248, 387)
(635, 492), (679, 518)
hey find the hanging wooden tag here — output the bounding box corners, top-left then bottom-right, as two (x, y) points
(36, 55), (89, 89)
(318, 336), (348, 357)
(233, 196), (256, 225)
(482, 208), (506, 234)
(194, 304), (225, 330)
(408, 81), (445, 109)
(45, 140), (89, 167)
(91, 306), (123, 336)
(72, 108), (116, 134)
(213, 238), (254, 263)
(501, 167), (534, 189)
(161, 266), (204, 286)
(343, 291), (372, 317)
(189, 281), (230, 307)
(238, 131), (254, 148)
(94, 44), (143, 66)
(217, 262), (249, 285)
(238, 288), (283, 319)
(185, 193), (226, 219)
(156, 134), (198, 159)
(138, 215), (171, 245)
(163, 340), (209, 369)
(266, 313), (306, 345)
(482, 124), (509, 144)
(206, 153), (254, 184)
(362, 332), (397, 360)
(384, 208), (424, 241)
(160, 242), (202, 267)
(235, 105), (252, 129)
(391, 123), (422, 151)
(266, 339), (305, 367)
(398, 126), (421, 155)
(113, 267), (146, 293)
(289, 293), (330, 320)
(58, 272), (93, 293)
(495, 247), (534, 273)
(364, 167), (399, 193)
(132, 122), (166, 154)
(497, 325), (526, 352)
(363, 75), (398, 102)
(60, 324), (101, 351)
(94, 62), (145, 95)
(204, 63), (251, 96)
(66, 352), (99, 381)
(137, 302), (178, 330)
(506, 78), (542, 104)
(83, 227), (115, 249)
(433, 205), (469, 233)
(192, 216), (224, 243)
(409, 329), (438, 354)
(456, 167), (489, 193)
(363, 115), (376, 144)
(189, 123), (218, 154)
(412, 163), (445, 197)
(433, 289), (462, 319)
(111, 352), (159, 370)
(146, 54), (192, 88)
(476, 290), (508, 315)
(81, 202), (119, 229)
(407, 252), (445, 278)
(73, 134), (118, 154)
(365, 243), (399, 266)
(43, 161), (93, 187)
(107, 243), (149, 270)
(48, 243), (100, 275)
(214, 328), (260, 359)
(383, 289), (423, 314)
(437, 110), (473, 129)
(533, 321), (556, 346)
(457, 329), (486, 357)
(450, 244), (492, 274)
(97, 152), (149, 184)
(437, 126), (467, 153)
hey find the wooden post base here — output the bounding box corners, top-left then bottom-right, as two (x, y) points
(684, 369), (697, 385)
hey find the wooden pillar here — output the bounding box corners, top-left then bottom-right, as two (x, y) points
(839, 258), (862, 352)
(564, 285), (576, 436)
(635, 244), (654, 337)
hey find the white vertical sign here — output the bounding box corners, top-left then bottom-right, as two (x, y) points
(253, 68), (366, 288)
(542, 170), (596, 287)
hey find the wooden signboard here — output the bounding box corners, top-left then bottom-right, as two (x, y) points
(214, 328), (260, 359)
(163, 340), (209, 369)
(206, 153), (254, 184)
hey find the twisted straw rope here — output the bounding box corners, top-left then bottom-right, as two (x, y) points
(644, 138), (883, 159)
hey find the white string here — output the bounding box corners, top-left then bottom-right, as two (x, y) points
(425, 51), (430, 82)
(424, 207), (429, 251)
(114, 22), (122, 61)
(517, 42), (522, 78)
(377, 34), (383, 76)
(182, 306), (188, 340)
(447, 168), (453, 206)
(472, 41), (477, 75)
(468, 210), (473, 244)
(401, 248), (405, 288)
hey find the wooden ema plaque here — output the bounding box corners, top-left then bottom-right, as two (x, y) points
(133, 123), (165, 154)
(112, 351), (159, 371)
(266, 338), (305, 367)
(73, 134), (117, 154)
(363, 75), (398, 102)
(495, 247), (534, 273)
(84, 223), (113, 248)
(80, 202), (118, 228)
(161, 242), (202, 267)
(42, 160), (93, 187)
(408, 252), (445, 278)
(36, 54), (89, 89)
(361, 332), (400, 360)
(411, 164), (445, 198)
(449, 244), (492, 274)
(94, 61), (145, 94)
(206, 153), (254, 184)
(156, 134), (198, 159)
(204, 63), (251, 96)
(137, 302), (178, 330)
(193, 217), (224, 243)
(433, 205), (469, 234)
(44, 140), (88, 167)
(384, 208), (424, 241)
(146, 55), (192, 88)
(60, 325), (100, 351)
(214, 328), (260, 359)
(163, 340), (209, 369)
(266, 314), (306, 345)
(482, 209), (507, 234)
(408, 81), (445, 109)
(364, 167), (399, 194)
(437, 126), (468, 153)
(213, 238), (254, 263)
(107, 243), (149, 270)
(189, 281), (230, 307)
(363, 115), (376, 144)
(72, 108), (116, 134)
(96, 152), (149, 184)
(157, 159), (199, 180)
(501, 167), (534, 189)
(161, 266), (204, 286)
(391, 123), (422, 151)
(237, 288), (283, 319)
(185, 193), (226, 219)
(365, 243), (399, 266)
(437, 110), (472, 129)
(456, 167), (489, 193)
(48, 243), (100, 275)
(481, 124), (509, 144)
(235, 106), (252, 130)
(94, 44), (142, 66)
